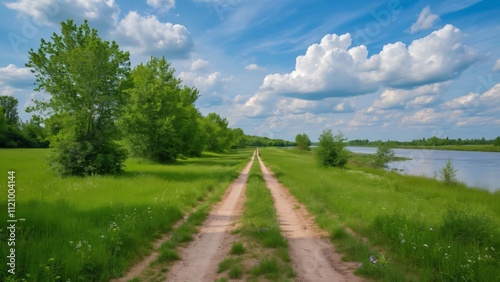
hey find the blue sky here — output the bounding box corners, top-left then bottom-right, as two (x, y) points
(1, 0), (499, 141)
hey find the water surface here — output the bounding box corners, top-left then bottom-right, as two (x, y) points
(347, 146), (500, 192)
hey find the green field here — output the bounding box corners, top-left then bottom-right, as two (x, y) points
(0, 148), (252, 281)
(258, 147), (500, 281)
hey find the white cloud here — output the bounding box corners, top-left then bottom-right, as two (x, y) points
(372, 83), (447, 110)
(244, 63), (261, 70)
(492, 59), (500, 72)
(5, 0), (120, 31)
(180, 71), (223, 91)
(147, 0), (175, 11)
(0, 64), (34, 90)
(410, 6), (439, 34)
(190, 59), (209, 71)
(246, 24), (477, 118)
(442, 83), (500, 110)
(113, 11), (192, 57)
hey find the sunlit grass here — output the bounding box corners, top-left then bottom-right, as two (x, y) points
(0, 148), (252, 281)
(259, 147), (500, 281)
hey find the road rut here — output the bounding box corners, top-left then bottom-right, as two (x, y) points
(165, 151), (255, 281)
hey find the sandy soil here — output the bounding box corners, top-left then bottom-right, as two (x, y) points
(257, 153), (364, 282)
(165, 151), (256, 282)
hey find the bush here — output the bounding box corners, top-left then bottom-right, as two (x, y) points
(439, 159), (458, 185)
(316, 129), (348, 167)
(373, 146), (395, 168)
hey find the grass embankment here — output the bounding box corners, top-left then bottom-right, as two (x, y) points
(259, 147), (500, 281)
(0, 148), (252, 281)
(216, 153), (294, 281)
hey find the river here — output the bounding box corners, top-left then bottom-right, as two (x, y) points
(347, 146), (500, 192)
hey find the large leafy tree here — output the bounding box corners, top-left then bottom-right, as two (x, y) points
(121, 56), (203, 162)
(26, 20), (130, 175)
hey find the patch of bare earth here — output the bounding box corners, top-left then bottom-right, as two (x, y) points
(257, 153), (365, 282)
(165, 152), (256, 282)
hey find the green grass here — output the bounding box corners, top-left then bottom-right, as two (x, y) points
(230, 241), (246, 255)
(0, 148), (253, 281)
(258, 147), (500, 281)
(216, 154), (294, 281)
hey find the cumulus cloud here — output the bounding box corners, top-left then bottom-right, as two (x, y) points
(5, 0), (120, 31)
(190, 59), (209, 71)
(6, 0), (192, 58)
(410, 6), (439, 34)
(492, 59), (500, 72)
(371, 83), (447, 110)
(179, 71), (232, 107)
(442, 83), (500, 110)
(244, 64), (261, 70)
(241, 24), (478, 120)
(0, 64), (34, 89)
(147, 0), (175, 11)
(113, 11), (192, 57)
(258, 25), (476, 101)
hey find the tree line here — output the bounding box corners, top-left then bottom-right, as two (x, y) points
(1, 20), (292, 176)
(348, 136), (500, 147)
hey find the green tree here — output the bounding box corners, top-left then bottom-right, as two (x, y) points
(26, 20), (130, 175)
(373, 146), (396, 168)
(440, 159), (458, 185)
(0, 96), (20, 127)
(295, 133), (311, 150)
(121, 56), (202, 162)
(494, 137), (500, 146)
(20, 116), (49, 148)
(202, 113), (231, 151)
(0, 106), (8, 146)
(316, 129), (348, 167)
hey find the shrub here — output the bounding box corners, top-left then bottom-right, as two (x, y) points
(316, 129), (349, 167)
(439, 159), (458, 185)
(373, 146), (396, 168)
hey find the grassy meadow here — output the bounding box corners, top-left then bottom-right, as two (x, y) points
(258, 147), (500, 281)
(0, 148), (252, 281)
(216, 155), (294, 281)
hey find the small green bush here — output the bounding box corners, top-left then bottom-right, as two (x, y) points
(316, 129), (349, 167)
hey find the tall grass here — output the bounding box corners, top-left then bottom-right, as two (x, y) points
(0, 148), (252, 281)
(259, 147), (500, 281)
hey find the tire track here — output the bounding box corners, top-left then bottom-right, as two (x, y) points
(165, 151), (255, 282)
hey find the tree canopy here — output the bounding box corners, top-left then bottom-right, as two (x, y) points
(27, 20), (130, 175)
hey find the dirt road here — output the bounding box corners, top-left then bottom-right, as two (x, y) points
(165, 151), (256, 281)
(257, 153), (362, 282)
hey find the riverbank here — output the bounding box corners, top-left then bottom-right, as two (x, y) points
(348, 144), (500, 152)
(258, 147), (500, 281)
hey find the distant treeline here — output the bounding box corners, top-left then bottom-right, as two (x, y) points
(348, 136), (500, 147)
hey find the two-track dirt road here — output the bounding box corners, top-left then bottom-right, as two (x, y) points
(118, 149), (363, 281)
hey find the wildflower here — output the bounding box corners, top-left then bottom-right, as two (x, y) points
(370, 256), (377, 263)
(429, 227), (433, 231)
(423, 244), (428, 248)
(401, 239), (406, 244)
